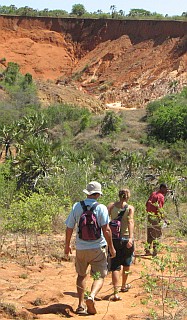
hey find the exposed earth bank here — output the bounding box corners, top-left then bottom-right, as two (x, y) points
(0, 16), (187, 110)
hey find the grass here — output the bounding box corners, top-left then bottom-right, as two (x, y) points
(73, 108), (148, 153)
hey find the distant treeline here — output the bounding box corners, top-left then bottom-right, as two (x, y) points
(0, 4), (187, 20)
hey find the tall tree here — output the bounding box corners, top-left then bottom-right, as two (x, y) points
(128, 8), (152, 17)
(110, 5), (117, 18)
(71, 4), (86, 16)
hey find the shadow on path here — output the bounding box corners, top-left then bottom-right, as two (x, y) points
(28, 303), (74, 317)
(63, 291), (77, 298)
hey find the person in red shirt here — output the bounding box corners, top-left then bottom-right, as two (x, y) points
(145, 183), (168, 256)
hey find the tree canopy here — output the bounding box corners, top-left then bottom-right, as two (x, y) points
(71, 3), (86, 16)
(0, 4), (186, 20)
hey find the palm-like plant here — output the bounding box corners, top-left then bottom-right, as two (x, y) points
(17, 113), (48, 139)
(14, 136), (62, 191)
(0, 124), (17, 159)
(110, 5), (116, 18)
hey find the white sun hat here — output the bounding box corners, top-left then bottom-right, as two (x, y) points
(83, 181), (103, 195)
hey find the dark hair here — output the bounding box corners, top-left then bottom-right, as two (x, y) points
(89, 192), (100, 196)
(160, 183), (168, 189)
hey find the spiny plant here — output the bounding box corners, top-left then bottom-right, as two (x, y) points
(92, 271), (101, 280)
(84, 289), (91, 299)
(141, 243), (187, 319)
(84, 271), (102, 299)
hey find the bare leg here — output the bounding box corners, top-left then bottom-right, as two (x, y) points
(121, 266), (130, 290)
(85, 278), (104, 314)
(112, 270), (121, 299)
(77, 274), (87, 307)
(90, 278), (104, 299)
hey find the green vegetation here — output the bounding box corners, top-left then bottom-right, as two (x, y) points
(0, 302), (16, 317)
(0, 4), (186, 20)
(4, 62), (20, 85)
(0, 62), (39, 127)
(100, 111), (122, 136)
(0, 62), (186, 318)
(141, 243), (187, 319)
(71, 3), (86, 17)
(0, 61), (186, 242)
(146, 88), (187, 142)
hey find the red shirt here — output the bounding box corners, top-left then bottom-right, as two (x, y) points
(146, 191), (165, 214)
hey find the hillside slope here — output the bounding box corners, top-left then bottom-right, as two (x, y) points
(0, 16), (187, 108)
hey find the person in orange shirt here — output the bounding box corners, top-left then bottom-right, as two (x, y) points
(145, 183), (168, 257)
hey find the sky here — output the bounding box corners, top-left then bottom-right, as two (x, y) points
(1, 0), (187, 16)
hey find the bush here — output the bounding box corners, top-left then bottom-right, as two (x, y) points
(79, 140), (111, 164)
(147, 89), (187, 142)
(3, 191), (65, 233)
(0, 103), (21, 126)
(0, 162), (16, 211)
(3, 62), (20, 85)
(79, 114), (91, 132)
(100, 111), (122, 137)
(146, 100), (164, 117)
(43, 104), (91, 127)
(148, 104), (187, 142)
(21, 72), (33, 89)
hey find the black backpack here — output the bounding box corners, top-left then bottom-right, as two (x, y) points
(109, 205), (128, 239)
(78, 201), (101, 241)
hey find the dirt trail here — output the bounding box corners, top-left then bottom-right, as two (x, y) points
(0, 235), (186, 320)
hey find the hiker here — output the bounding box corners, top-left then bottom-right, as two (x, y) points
(145, 183), (168, 257)
(64, 181), (116, 315)
(107, 188), (135, 301)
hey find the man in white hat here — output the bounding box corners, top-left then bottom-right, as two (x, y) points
(65, 181), (116, 315)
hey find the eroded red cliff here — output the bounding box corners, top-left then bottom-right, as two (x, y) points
(0, 16), (187, 108)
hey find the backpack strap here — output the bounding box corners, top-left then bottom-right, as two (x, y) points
(117, 204), (128, 219)
(80, 200), (87, 211)
(91, 202), (99, 211)
(80, 201), (99, 212)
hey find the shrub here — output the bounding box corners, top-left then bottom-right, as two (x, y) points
(146, 89), (187, 142)
(0, 302), (16, 317)
(43, 104), (91, 127)
(176, 212), (187, 235)
(148, 104), (187, 142)
(21, 72), (33, 89)
(0, 162), (17, 211)
(81, 140), (111, 163)
(79, 114), (91, 132)
(146, 100), (164, 117)
(100, 111), (122, 137)
(0, 102), (22, 125)
(141, 244), (186, 319)
(3, 191), (65, 233)
(3, 62), (20, 85)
